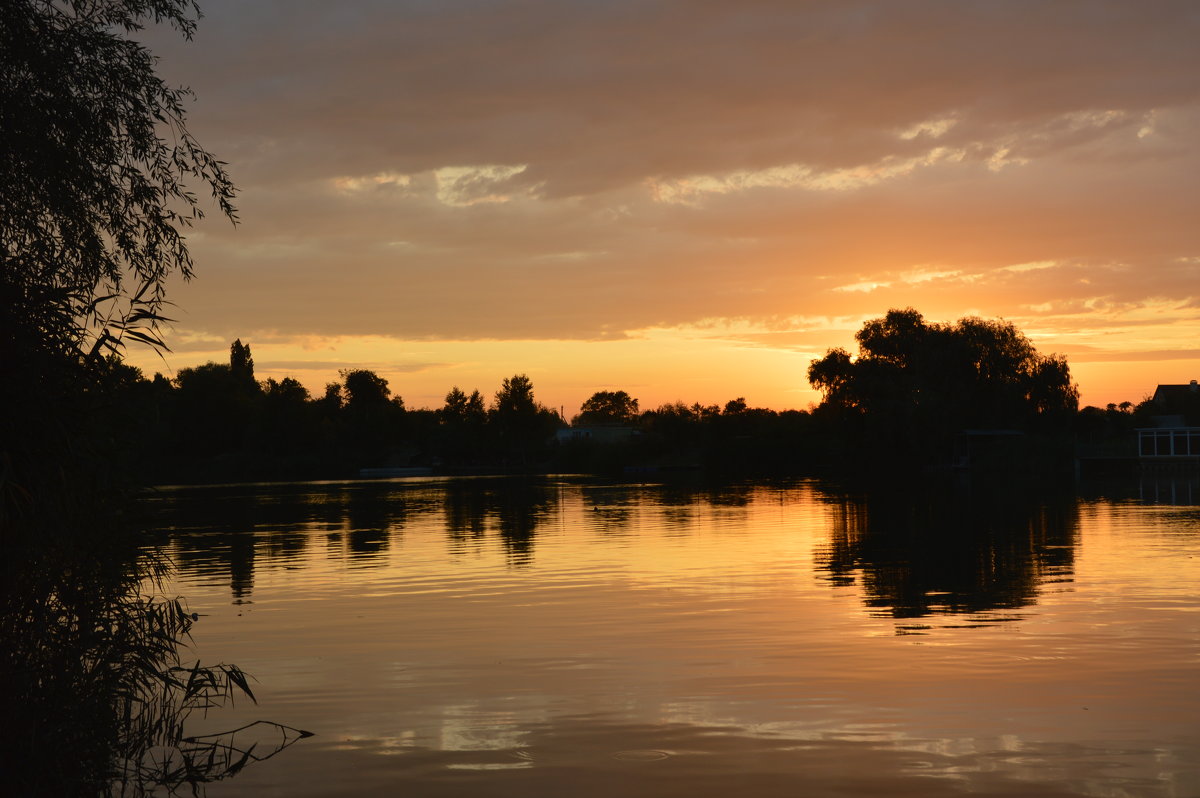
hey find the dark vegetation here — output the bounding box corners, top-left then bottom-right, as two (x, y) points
(104, 340), (822, 481)
(1, 2), (304, 794)
(807, 308), (1080, 474)
(106, 307), (1149, 484)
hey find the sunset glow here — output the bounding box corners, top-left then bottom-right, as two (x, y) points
(129, 1), (1200, 412)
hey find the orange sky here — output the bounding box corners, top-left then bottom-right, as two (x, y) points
(128, 1), (1200, 414)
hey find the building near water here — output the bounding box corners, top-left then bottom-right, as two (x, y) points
(1138, 381), (1200, 462)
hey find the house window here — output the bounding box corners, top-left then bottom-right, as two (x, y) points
(1140, 429), (1200, 457)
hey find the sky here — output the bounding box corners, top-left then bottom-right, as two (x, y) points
(130, 0), (1200, 414)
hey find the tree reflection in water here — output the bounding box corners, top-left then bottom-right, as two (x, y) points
(155, 478), (1079, 624)
(155, 478), (564, 595)
(493, 482), (556, 567)
(815, 482), (1078, 623)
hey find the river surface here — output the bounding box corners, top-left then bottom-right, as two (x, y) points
(142, 476), (1200, 797)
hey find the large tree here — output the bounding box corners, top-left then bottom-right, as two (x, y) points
(808, 309), (1078, 464)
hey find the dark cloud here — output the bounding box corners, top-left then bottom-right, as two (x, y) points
(159, 1), (1199, 183)
(134, 0), (1199, 359)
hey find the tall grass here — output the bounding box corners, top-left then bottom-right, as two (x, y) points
(1, 529), (310, 796)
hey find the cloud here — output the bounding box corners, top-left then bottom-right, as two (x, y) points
(899, 117), (958, 141)
(433, 164), (531, 206)
(332, 171), (414, 194)
(646, 146), (967, 205)
(125, 0), (1200, 409)
(833, 281), (891, 294)
(1003, 260), (1059, 274)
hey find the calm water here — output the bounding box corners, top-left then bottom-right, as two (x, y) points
(142, 477), (1200, 797)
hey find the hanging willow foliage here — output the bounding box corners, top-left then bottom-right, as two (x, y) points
(0, 0), (237, 363)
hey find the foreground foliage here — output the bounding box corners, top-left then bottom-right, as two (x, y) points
(1, 538), (310, 797)
(0, 0), (235, 367)
(1, 3), (310, 794)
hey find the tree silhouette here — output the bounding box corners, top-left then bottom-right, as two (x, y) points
(490, 374), (559, 466)
(230, 339), (257, 393)
(335, 369), (403, 467)
(493, 374), (537, 416)
(442, 386), (486, 423)
(723, 397), (748, 415)
(260, 377), (313, 459)
(438, 386), (487, 465)
(340, 369), (391, 409)
(808, 309), (1078, 467)
(576, 390), (639, 424)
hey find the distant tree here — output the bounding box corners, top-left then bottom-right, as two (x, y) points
(335, 369), (403, 466)
(439, 386), (487, 465)
(807, 348), (855, 409)
(490, 374), (558, 466)
(157, 340), (265, 459)
(443, 386), (468, 417)
(466, 388), (487, 419)
(650, 401), (698, 420)
(637, 402), (703, 458)
(263, 376), (309, 404)
(340, 369), (391, 409)
(492, 374), (537, 417)
(172, 361), (252, 456)
(319, 382), (343, 412)
(808, 308), (1079, 466)
(442, 386), (486, 423)
(575, 390), (639, 425)
(723, 397), (747, 415)
(230, 339), (257, 392)
(260, 377), (313, 458)
(1076, 401), (1140, 454)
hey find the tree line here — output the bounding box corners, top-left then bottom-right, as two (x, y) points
(96, 308), (1163, 483)
(104, 339), (817, 481)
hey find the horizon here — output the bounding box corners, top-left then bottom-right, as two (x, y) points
(137, 321), (1172, 415)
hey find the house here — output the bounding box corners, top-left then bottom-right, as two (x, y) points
(1138, 381), (1200, 461)
(1152, 380), (1200, 408)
